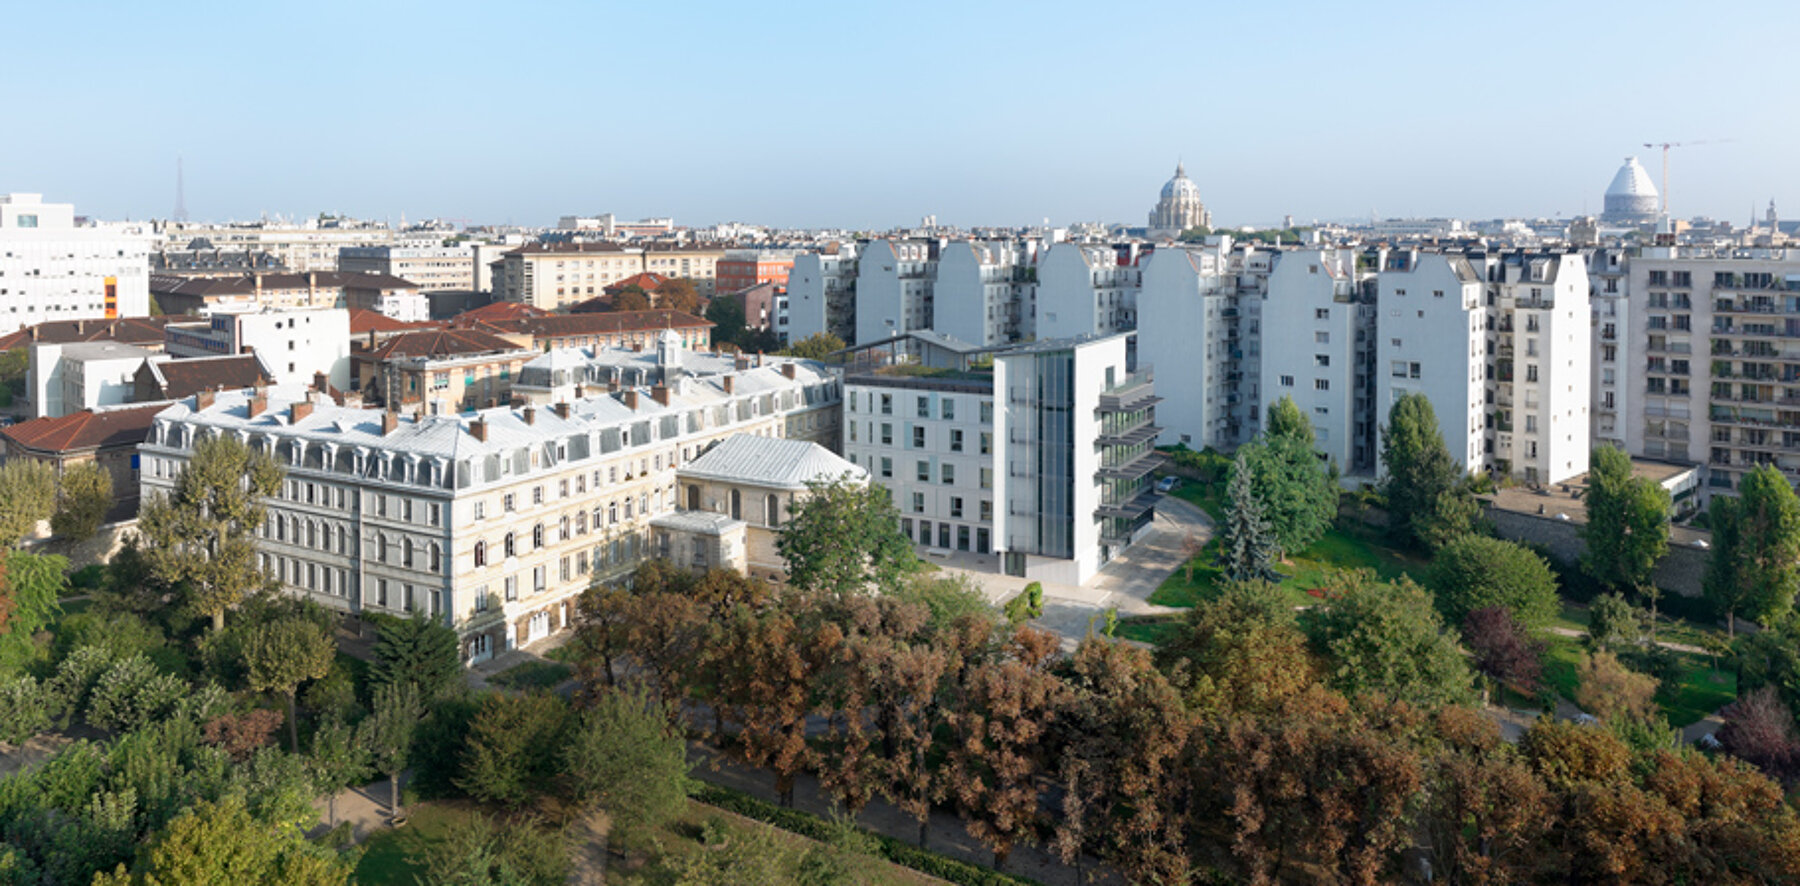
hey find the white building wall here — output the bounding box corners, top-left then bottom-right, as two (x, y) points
(1262, 249), (1369, 472)
(1498, 254), (1590, 484)
(1588, 248), (1629, 451)
(0, 194), (153, 332)
(1136, 247), (1231, 448)
(1034, 245), (1138, 341)
(842, 381), (996, 555)
(855, 241), (935, 345)
(1375, 253), (1487, 477)
(228, 308), (352, 390)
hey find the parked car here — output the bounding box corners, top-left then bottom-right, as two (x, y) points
(1155, 476), (1179, 493)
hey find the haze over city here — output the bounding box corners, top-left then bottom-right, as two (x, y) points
(8, 0), (1798, 228)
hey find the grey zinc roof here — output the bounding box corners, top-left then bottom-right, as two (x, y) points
(649, 511), (744, 536)
(679, 433), (865, 491)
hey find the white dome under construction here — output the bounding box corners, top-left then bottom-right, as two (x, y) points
(1603, 156), (1660, 224)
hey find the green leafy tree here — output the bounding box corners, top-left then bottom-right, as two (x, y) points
(86, 654), (187, 733)
(0, 550), (65, 675)
(1217, 450), (1278, 582)
(137, 434), (284, 631)
(1308, 570), (1474, 707)
(889, 572), (1000, 635)
(244, 616), (335, 752)
(365, 682), (422, 820)
(1705, 465), (1800, 638)
(1426, 535), (1561, 630)
(1585, 592), (1645, 652)
(414, 811), (568, 886)
(1416, 483), (1484, 551)
(782, 332), (845, 360)
(1155, 578), (1317, 714)
(50, 461), (113, 540)
(457, 691), (569, 806)
(1581, 446), (1671, 598)
(368, 613), (461, 701)
(1380, 392), (1467, 549)
(91, 793), (353, 886)
(777, 476), (918, 596)
(562, 684), (691, 853)
(0, 459), (55, 547)
(704, 294), (747, 347)
(307, 716), (372, 828)
(0, 674), (54, 744)
(1243, 396), (1339, 557)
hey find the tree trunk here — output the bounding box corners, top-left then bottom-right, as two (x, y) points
(1728, 607), (1737, 640)
(286, 691), (300, 754)
(211, 609), (225, 632)
(994, 847), (1010, 873)
(777, 772), (793, 808)
(918, 817), (928, 849)
(390, 771), (402, 819)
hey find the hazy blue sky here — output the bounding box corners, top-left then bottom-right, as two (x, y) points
(7, 0), (1796, 229)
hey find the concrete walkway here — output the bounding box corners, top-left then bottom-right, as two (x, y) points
(931, 495), (1212, 646)
(310, 771), (409, 844)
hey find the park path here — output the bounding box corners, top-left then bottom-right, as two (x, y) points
(1544, 624), (1708, 656)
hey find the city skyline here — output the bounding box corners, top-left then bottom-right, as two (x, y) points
(6, 0), (1797, 229)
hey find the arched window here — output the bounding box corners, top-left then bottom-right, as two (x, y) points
(608, 502), (618, 524)
(276, 515), (287, 542)
(307, 520), (317, 549)
(474, 541), (487, 568)
(404, 540), (415, 569)
(429, 542), (441, 573)
(378, 534), (389, 564)
(504, 532), (516, 559)
(766, 494), (781, 528)
(338, 525), (348, 554)
(559, 516), (570, 542)
(729, 488), (741, 520)
(533, 523), (545, 549)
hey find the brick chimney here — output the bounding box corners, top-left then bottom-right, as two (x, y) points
(312, 370), (328, 392)
(247, 392), (268, 417)
(382, 409), (399, 435)
(523, 405), (536, 425)
(469, 417), (487, 441)
(290, 401), (314, 422)
(651, 383), (670, 406)
(607, 376), (619, 393)
(623, 389), (639, 410)
(722, 375), (734, 394)
(780, 363), (797, 380)
(196, 389), (215, 410)
(553, 402), (570, 419)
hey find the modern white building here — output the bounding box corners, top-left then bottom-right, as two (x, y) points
(933, 241), (1031, 347)
(28, 341), (155, 418)
(1490, 252), (1591, 485)
(1260, 248), (1378, 474)
(844, 331), (1157, 584)
(140, 349), (843, 661)
(156, 219), (393, 273)
(1587, 247), (1630, 451)
(1135, 245), (1236, 450)
(854, 240), (937, 346)
(785, 244), (858, 344)
(1034, 243), (1139, 341)
(164, 307), (351, 390)
(1375, 251), (1490, 476)
(0, 193), (154, 331)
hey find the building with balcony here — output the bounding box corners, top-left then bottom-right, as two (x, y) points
(1259, 248), (1378, 474)
(932, 241), (1032, 347)
(1375, 251), (1491, 477)
(1137, 243), (1245, 452)
(785, 243), (858, 343)
(842, 331), (1155, 584)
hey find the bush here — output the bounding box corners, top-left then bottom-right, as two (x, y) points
(688, 783), (1045, 886)
(1002, 583), (1044, 626)
(1427, 536), (1560, 630)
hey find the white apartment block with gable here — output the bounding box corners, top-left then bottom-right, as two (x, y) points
(1489, 253), (1590, 485)
(1587, 247), (1630, 451)
(856, 240), (936, 345)
(1261, 249), (1377, 474)
(1135, 245), (1235, 450)
(933, 241), (1030, 347)
(785, 247), (858, 344)
(1375, 252), (1489, 477)
(1034, 244), (1138, 341)
(0, 194), (153, 331)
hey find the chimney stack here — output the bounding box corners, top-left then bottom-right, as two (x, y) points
(780, 363), (797, 380)
(196, 389), (215, 410)
(290, 401), (314, 422)
(470, 417), (487, 442)
(247, 392), (268, 417)
(623, 389), (639, 410)
(382, 409), (399, 435)
(607, 376), (619, 393)
(651, 383), (670, 406)
(312, 370), (327, 392)
(76, 320), (85, 334)
(523, 405), (536, 425)
(553, 402), (570, 419)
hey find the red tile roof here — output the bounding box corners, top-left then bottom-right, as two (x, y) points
(0, 404), (167, 454)
(449, 301), (549, 327)
(602, 272), (670, 295)
(347, 308), (439, 335)
(143, 355), (272, 399)
(0, 317), (174, 351)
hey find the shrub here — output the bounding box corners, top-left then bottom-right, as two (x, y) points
(1426, 536), (1560, 630)
(1003, 583), (1044, 625)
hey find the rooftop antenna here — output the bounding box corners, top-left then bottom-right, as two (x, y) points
(173, 157), (188, 223)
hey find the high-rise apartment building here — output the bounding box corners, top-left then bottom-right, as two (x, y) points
(1260, 248), (1378, 473)
(855, 240), (938, 345)
(933, 241), (1032, 347)
(1, 193), (153, 331)
(785, 244), (858, 344)
(1035, 243), (1139, 341)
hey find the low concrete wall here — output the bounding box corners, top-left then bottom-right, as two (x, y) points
(1483, 504), (1710, 599)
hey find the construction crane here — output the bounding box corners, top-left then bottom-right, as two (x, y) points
(1642, 139), (1732, 215)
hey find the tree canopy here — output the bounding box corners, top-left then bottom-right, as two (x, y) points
(1581, 445), (1671, 597)
(1379, 393), (1472, 549)
(0, 551), (66, 675)
(777, 476), (918, 595)
(1705, 465), (1800, 638)
(92, 793), (353, 886)
(1240, 396), (1338, 558)
(1307, 571), (1474, 708)
(0, 459), (55, 548)
(137, 435), (284, 631)
(369, 613), (461, 701)
(51, 461), (113, 541)
(704, 293), (748, 347)
(244, 616), (334, 752)
(1217, 450), (1277, 582)
(1427, 535), (1561, 630)
(782, 332), (845, 361)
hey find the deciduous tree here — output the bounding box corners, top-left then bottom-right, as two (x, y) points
(457, 691), (570, 806)
(777, 476), (917, 596)
(365, 682), (422, 820)
(1379, 392), (1468, 549)
(563, 684), (690, 854)
(1461, 606), (1544, 704)
(91, 793), (353, 886)
(1156, 578), (1316, 714)
(0, 459), (55, 548)
(1242, 396), (1338, 557)
(50, 461), (112, 540)
(136, 434), (284, 631)
(1308, 571), (1474, 708)
(1581, 445), (1671, 602)
(782, 332), (845, 361)
(1705, 464), (1800, 638)
(1573, 650), (1659, 723)
(0, 551), (64, 675)
(244, 616), (334, 752)
(704, 292), (747, 346)
(1427, 535), (1561, 630)
(1717, 686), (1800, 782)
(611, 287), (651, 312)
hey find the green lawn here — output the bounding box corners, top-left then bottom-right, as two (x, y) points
(1149, 520), (1429, 611)
(1114, 614), (1186, 646)
(1538, 631), (1734, 728)
(487, 659), (573, 691)
(354, 802), (486, 884)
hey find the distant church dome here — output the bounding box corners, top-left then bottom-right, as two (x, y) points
(1602, 156), (1660, 225)
(1148, 161), (1210, 237)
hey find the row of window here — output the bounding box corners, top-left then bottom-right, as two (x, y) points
(847, 421), (990, 454)
(472, 487), (672, 568)
(848, 390), (994, 423)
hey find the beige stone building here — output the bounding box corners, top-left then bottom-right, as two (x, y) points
(494, 242), (728, 310)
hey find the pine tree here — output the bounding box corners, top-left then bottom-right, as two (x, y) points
(1218, 451), (1277, 582)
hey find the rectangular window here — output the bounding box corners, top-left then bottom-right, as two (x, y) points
(980, 401), (993, 423)
(880, 457), (893, 478)
(950, 429), (964, 452)
(980, 432), (992, 455)
(1280, 375), (1294, 387)
(941, 399), (954, 420)
(912, 492), (925, 513)
(917, 396), (930, 418)
(941, 463), (954, 485)
(913, 426), (926, 448)
(1315, 331), (1329, 343)
(980, 468), (992, 489)
(951, 497), (964, 518)
(1314, 379), (1329, 391)
(917, 460), (930, 481)
(881, 423), (892, 445)
(880, 394), (892, 415)
(1314, 308), (1329, 319)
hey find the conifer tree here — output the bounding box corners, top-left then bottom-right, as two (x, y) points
(1218, 451), (1277, 582)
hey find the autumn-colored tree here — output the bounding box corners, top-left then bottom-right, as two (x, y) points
(201, 709), (284, 762)
(728, 608), (835, 806)
(944, 626), (1070, 871)
(137, 434), (284, 631)
(1573, 650), (1660, 723)
(1461, 606), (1544, 703)
(811, 632), (879, 816)
(611, 287), (651, 312)
(571, 583), (634, 690)
(1057, 636), (1193, 884)
(867, 638), (952, 847)
(1717, 686), (1800, 782)
(1425, 712), (1553, 884)
(1156, 578), (1316, 714)
(655, 277), (702, 314)
(689, 567), (771, 618)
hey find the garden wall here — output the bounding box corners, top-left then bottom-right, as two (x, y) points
(1482, 504), (1710, 599)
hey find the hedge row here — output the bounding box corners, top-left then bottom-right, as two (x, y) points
(688, 782), (1045, 886)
